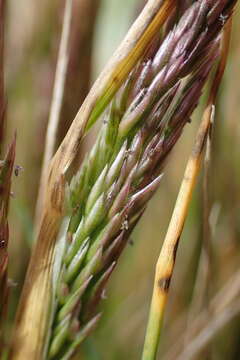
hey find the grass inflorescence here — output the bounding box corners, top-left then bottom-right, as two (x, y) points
(45, 1), (237, 358)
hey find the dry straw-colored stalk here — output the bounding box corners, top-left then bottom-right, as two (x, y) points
(10, 1), (175, 359)
(141, 13), (234, 360)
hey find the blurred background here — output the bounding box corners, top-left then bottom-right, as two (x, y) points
(2, 0), (240, 358)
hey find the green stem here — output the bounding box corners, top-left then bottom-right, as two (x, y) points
(141, 287), (166, 360)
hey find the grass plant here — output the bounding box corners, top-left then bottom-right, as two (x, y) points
(0, 1), (239, 359)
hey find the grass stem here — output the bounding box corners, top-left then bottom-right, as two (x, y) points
(35, 0), (73, 225)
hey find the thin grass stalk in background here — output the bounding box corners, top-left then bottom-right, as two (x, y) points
(176, 299), (240, 360)
(35, 0), (73, 225)
(163, 266), (240, 360)
(57, 0), (101, 146)
(36, 0), (101, 227)
(141, 16), (234, 360)
(10, 2), (175, 359)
